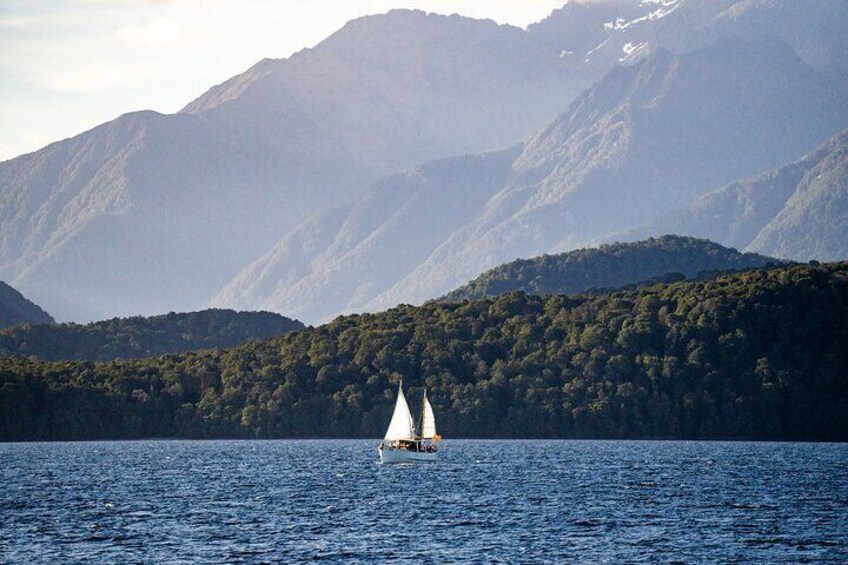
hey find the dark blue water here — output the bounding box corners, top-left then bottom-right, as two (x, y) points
(1, 440), (846, 563)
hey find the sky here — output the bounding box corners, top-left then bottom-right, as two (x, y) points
(0, 0), (567, 162)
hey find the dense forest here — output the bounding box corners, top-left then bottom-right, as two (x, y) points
(438, 236), (780, 303)
(0, 282), (54, 329)
(0, 309), (303, 361)
(1, 263), (846, 441)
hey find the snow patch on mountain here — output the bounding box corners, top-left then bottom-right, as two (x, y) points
(605, 1), (681, 31)
(585, 37), (610, 62)
(620, 41), (649, 62)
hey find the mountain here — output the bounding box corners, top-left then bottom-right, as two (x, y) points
(216, 36), (848, 323)
(214, 147), (522, 322)
(0, 282), (54, 329)
(6, 1), (848, 324)
(4, 262), (847, 441)
(528, 0), (848, 82)
(437, 236), (778, 303)
(528, 0), (731, 75)
(619, 128), (848, 261)
(0, 309), (303, 361)
(0, 10), (586, 322)
(702, 0), (848, 82)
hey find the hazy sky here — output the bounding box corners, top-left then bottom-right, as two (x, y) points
(0, 0), (567, 161)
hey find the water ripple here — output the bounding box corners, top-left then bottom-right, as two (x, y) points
(1, 440), (847, 563)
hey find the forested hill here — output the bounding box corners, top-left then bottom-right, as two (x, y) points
(0, 309), (304, 362)
(438, 236), (779, 303)
(2, 263), (846, 442)
(0, 282), (54, 329)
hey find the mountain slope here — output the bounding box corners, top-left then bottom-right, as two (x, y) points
(217, 37), (848, 323)
(437, 236), (778, 303)
(528, 0), (730, 74)
(214, 148), (522, 322)
(528, 0), (848, 82)
(0, 10), (586, 322)
(748, 132), (848, 260)
(4, 262), (848, 441)
(7, 1), (848, 323)
(619, 128), (848, 261)
(0, 282), (54, 329)
(0, 309), (303, 361)
(367, 37), (846, 311)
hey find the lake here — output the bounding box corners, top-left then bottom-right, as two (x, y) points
(1, 440), (846, 563)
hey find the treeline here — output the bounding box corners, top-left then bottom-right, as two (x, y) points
(438, 235), (780, 303)
(1, 263), (847, 441)
(0, 309), (303, 361)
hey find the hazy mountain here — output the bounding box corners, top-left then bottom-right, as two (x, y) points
(0, 10), (586, 322)
(216, 37), (847, 323)
(528, 0), (733, 74)
(6, 1), (848, 324)
(749, 131), (848, 260)
(619, 128), (848, 261)
(528, 0), (848, 82)
(704, 0), (848, 82)
(437, 236), (778, 303)
(214, 148), (522, 322)
(0, 308), (303, 361)
(0, 282), (54, 329)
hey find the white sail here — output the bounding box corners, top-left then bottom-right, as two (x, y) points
(383, 383), (415, 441)
(421, 391), (437, 439)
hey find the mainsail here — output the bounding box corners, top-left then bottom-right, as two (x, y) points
(383, 383), (415, 441)
(421, 391), (437, 439)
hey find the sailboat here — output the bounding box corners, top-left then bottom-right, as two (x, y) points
(378, 382), (441, 463)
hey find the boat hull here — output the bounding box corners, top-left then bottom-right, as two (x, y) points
(379, 447), (438, 463)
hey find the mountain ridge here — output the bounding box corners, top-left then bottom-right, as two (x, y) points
(0, 9), (586, 322)
(0, 282), (54, 329)
(216, 36), (847, 323)
(358, 35), (847, 313)
(616, 127), (848, 261)
(436, 236), (780, 304)
(5, 1), (848, 323)
(0, 308), (304, 361)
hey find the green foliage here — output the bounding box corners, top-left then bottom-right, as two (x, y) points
(0, 309), (303, 361)
(438, 235), (781, 303)
(1, 264), (847, 441)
